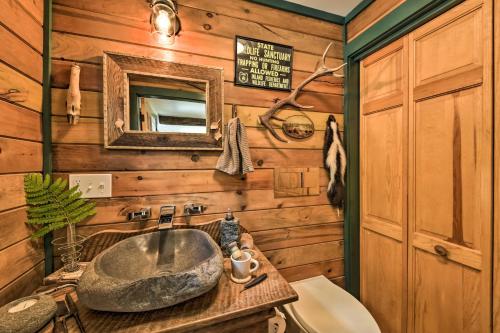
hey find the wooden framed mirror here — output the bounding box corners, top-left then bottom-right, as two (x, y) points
(103, 52), (224, 150)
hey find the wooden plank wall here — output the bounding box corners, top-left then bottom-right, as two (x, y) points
(0, 0), (45, 306)
(50, 0), (345, 286)
(347, 0), (406, 42)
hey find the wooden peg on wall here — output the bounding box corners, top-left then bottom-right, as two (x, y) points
(115, 119), (125, 134)
(66, 64), (81, 125)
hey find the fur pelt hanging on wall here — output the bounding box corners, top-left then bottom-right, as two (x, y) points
(323, 114), (346, 207)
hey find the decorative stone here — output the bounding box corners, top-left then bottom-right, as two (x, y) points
(0, 295), (57, 333)
(77, 229), (224, 312)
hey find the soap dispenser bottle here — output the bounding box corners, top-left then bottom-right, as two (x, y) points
(220, 208), (240, 254)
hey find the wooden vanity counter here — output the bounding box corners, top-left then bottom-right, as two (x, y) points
(55, 247), (297, 333)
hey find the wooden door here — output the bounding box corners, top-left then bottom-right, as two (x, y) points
(407, 0), (492, 332)
(494, 0), (500, 331)
(360, 37), (408, 333)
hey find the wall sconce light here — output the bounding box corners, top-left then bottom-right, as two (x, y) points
(150, 0), (180, 44)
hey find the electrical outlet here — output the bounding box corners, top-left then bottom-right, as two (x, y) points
(69, 174), (112, 198)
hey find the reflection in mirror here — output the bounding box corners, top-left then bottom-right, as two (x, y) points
(103, 52), (223, 150)
(129, 74), (207, 134)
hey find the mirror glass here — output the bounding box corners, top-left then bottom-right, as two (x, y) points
(128, 74), (207, 134)
(104, 52), (223, 150)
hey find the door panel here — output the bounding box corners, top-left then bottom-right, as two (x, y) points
(361, 229), (403, 333)
(413, 249), (481, 333)
(363, 43), (404, 105)
(408, 0), (491, 332)
(414, 88), (483, 249)
(360, 37), (408, 333)
(364, 106), (403, 227)
(413, 5), (482, 88)
(412, 1), (485, 103)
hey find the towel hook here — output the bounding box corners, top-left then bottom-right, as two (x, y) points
(232, 105), (238, 118)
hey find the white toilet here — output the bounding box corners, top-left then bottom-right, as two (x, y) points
(281, 275), (380, 333)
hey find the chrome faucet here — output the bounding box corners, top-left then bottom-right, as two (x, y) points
(158, 205), (176, 230)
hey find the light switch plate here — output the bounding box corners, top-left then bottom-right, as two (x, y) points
(69, 174), (112, 198)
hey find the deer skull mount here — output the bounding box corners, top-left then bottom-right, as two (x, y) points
(66, 64), (82, 125)
(258, 42), (346, 143)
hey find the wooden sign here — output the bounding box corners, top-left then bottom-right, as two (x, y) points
(282, 114), (315, 139)
(234, 36), (293, 91)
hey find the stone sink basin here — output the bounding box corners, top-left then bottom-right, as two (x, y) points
(76, 229), (224, 312)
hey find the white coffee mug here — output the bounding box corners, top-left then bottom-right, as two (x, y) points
(231, 251), (259, 280)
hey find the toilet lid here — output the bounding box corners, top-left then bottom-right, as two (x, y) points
(285, 276), (380, 333)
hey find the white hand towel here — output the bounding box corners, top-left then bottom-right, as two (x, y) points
(216, 117), (254, 175)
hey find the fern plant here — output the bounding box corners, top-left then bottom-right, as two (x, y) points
(24, 173), (96, 239)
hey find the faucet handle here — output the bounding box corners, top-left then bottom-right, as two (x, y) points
(158, 205), (176, 229)
(127, 208), (151, 221)
(184, 203), (205, 216)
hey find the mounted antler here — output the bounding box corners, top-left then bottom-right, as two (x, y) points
(258, 42), (346, 142)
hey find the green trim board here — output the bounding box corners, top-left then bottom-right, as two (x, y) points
(248, 0), (345, 25)
(42, 0), (53, 275)
(344, 0), (374, 24)
(343, 58), (360, 296)
(342, 0), (465, 298)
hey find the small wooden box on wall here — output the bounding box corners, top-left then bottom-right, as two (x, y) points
(274, 168), (320, 198)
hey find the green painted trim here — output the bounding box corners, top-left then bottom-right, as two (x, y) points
(42, 0), (53, 275)
(342, 0), (465, 298)
(344, 0), (374, 24)
(248, 0), (345, 25)
(344, 59), (360, 298)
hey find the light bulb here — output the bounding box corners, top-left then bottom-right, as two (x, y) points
(150, 0), (179, 44)
(155, 9), (171, 33)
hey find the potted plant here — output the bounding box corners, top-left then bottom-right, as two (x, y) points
(24, 173), (96, 272)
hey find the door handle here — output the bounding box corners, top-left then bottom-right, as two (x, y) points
(434, 245), (449, 258)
